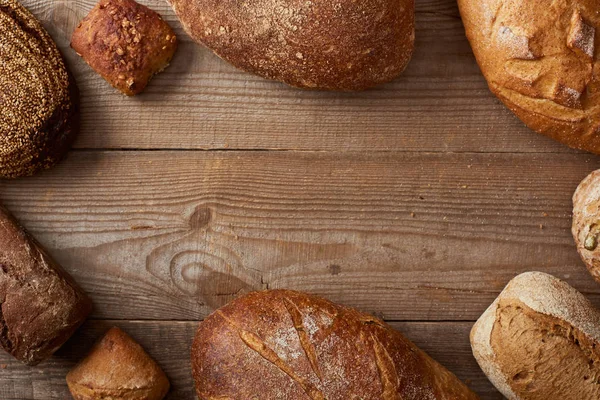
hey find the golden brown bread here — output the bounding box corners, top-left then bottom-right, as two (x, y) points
(0, 204), (92, 365)
(71, 0), (177, 96)
(0, 0), (79, 178)
(471, 272), (600, 400)
(192, 289), (479, 399)
(168, 0), (414, 90)
(66, 327), (170, 400)
(572, 169), (600, 282)
(458, 0), (600, 153)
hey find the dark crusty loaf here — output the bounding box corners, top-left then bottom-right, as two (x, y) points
(458, 0), (600, 153)
(0, 204), (92, 365)
(67, 327), (170, 400)
(573, 169), (600, 282)
(168, 0), (414, 91)
(471, 272), (600, 400)
(0, 0), (79, 178)
(192, 289), (479, 399)
(71, 0), (178, 96)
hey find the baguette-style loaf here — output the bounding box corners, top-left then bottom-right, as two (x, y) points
(573, 169), (600, 282)
(192, 289), (478, 399)
(471, 272), (600, 400)
(457, 0), (600, 153)
(0, 0), (79, 178)
(0, 205), (92, 365)
(67, 327), (170, 400)
(168, 0), (414, 90)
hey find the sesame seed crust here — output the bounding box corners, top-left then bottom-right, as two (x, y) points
(0, 0), (79, 178)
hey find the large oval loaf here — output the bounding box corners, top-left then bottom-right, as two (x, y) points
(458, 0), (600, 153)
(0, 205), (92, 365)
(192, 290), (478, 399)
(471, 272), (600, 400)
(0, 0), (79, 178)
(168, 0), (414, 90)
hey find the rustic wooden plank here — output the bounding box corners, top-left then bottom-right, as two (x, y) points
(1, 150), (598, 321)
(0, 320), (502, 399)
(18, 0), (573, 153)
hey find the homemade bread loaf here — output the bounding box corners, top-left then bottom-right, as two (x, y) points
(573, 169), (600, 282)
(0, 204), (92, 365)
(471, 272), (600, 400)
(0, 0), (80, 178)
(457, 0), (600, 153)
(168, 0), (414, 90)
(67, 327), (170, 400)
(192, 289), (478, 399)
(71, 0), (177, 96)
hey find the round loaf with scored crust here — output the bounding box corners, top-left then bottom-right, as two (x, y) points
(458, 0), (600, 153)
(192, 289), (479, 399)
(471, 272), (600, 400)
(168, 0), (414, 91)
(0, 0), (79, 178)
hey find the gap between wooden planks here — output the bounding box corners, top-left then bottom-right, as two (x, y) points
(20, 0), (579, 153)
(0, 320), (503, 399)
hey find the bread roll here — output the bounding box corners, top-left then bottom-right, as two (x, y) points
(457, 0), (600, 153)
(71, 0), (177, 96)
(471, 272), (600, 399)
(573, 169), (600, 282)
(67, 327), (170, 400)
(0, 205), (92, 365)
(0, 0), (79, 178)
(192, 290), (478, 399)
(168, 0), (414, 91)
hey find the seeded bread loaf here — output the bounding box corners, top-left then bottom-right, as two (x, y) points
(573, 169), (600, 282)
(192, 289), (479, 399)
(457, 0), (600, 153)
(0, 204), (92, 365)
(168, 0), (414, 90)
(471, 272), (600, 399)
(0, 0), (79, 178)
(71, 0), (177, 96)
(67, 327), (170, 400)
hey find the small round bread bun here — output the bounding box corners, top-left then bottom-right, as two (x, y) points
(573, 169), (600, 282)
(0, 0), (79, 178)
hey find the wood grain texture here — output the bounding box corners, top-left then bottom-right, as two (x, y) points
(18, 0), (580, 153)
(0, 150), (598, 322)
(0, 320), (502, 399)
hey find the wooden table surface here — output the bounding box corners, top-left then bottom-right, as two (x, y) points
(2, 0), (599, 398)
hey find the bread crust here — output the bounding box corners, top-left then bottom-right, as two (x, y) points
(192, 289), (478, 399)
(471, 272), (600, 399)
(572, 169), (600, 282)
(0, 205), (92, 365)
(71, 0), (177, 96)
(457, 0), (600, 153)
(66, 327), (170, 400)
(168, 0), (414, 91)
(0, 0), (79, 178)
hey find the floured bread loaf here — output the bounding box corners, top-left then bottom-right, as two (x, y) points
(192, 290), (479, 399)
(458, 0), (600, 153)
(471, 272), (600, 400)
(573, 169), (600, 283)
(168, 0), (415, 90)
(0, 0), (79, 178)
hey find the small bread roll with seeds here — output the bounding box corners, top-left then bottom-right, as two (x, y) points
(66, 327), (170, 400)
(573, 169), (600, 282)
(0, 0), (79, 178)
(71, 0), (177, 96)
